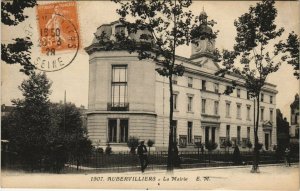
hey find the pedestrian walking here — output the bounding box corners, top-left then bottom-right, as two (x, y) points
(284, 147), (291, 167)
(137, 140), (149, 173)
(233, 145), (242, 164)
(201, 144), (204, 155)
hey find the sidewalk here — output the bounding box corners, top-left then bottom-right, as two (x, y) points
(1, 164), (299, 190)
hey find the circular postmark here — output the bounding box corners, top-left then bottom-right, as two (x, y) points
(28, 2), (80, 72)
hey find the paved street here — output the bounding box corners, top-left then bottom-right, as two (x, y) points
(1, 164), (299, 190)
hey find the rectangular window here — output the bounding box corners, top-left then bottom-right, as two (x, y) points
(120, 119), (128, 143)
(214, 83), (219, 93)
(202, 99), (206, 114)
(115, 25), (126, 34)
(237, 126), (241, 145)
(188, 77), (193, 88)
(188, 96), (193, 112)
(270, 96), (273, 104)
(226, 102), (231, 117)
(108, 119), (117, 142)
(261, 93), (264, 102)
(270, 109), (273, 122)
(237, 88), (241, 98)
(226, 125), (230, 139)
(173, 94), (178, 110)
(261, 108), (264, 121)
(202, 80), (206, 91)
(214, 101), (219, 115)
(237, 104), (241, 119)
(247, 91), (250, 100)
(212, 127), (216, 143)
(247, 106), (251, 120)
(179, 135), (187, 148)
(188, 121), (193, 144)
(172, 75), (178, 85)
(247, 127), (250, 140)
(111, 65), (128, 109)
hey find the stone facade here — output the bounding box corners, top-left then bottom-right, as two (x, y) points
(85, 16), (277, 151)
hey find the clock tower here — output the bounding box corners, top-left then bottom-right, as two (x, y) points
(190, 9), (216, 61)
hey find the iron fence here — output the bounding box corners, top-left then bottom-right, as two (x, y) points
(63, 150), (299, 173)
(2, 150), (299, 173)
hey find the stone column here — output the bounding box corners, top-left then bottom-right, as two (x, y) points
(117, 119), (120, 143)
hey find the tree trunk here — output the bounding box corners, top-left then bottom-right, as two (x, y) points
(251, 96), (260, 173)
(167, 0), (178, 172)
(76, 158), (79, 171)
(167, 75), (174, 171)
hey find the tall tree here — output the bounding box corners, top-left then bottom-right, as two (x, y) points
(48, 103), (92, 171)
(9, 72), (52, 169)
(1, 0), (37, 75)
(3, 73), (92, 171)
(276, 109), (289, 151)
(98, 0), (217, 171)
(215, 0), (289, 173)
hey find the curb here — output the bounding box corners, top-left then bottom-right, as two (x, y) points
(76, 162), (299, 175)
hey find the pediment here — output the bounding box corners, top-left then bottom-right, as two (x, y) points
(191, 56), (220, 71)
(263, 121), (273, 127)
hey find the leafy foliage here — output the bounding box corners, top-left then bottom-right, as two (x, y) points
(1, 0), (37, 26)
(194, 141), (203, 148)
(275, 32), (300, 79)
(1, 0), (37, 75)
(205, 140), (218, 152)
(147, 139), (155, 153)
(48, 102), (92, 162)
(2, 73), (92, 171)
(247, 140), (253, 149)
(147, 139), (155, 147)
(1, 37), (35, 75)
(221, 139), (233, 149)
(7, 73), (52, 168)
(127, 136), (139, 153)
(105, 0), (217, 170)
(214, 0), (289, 171)
(215, 0), (285, 99)
(105, 144), (112, 154)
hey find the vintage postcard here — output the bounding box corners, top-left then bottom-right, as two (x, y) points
(1, 0), (299, 190)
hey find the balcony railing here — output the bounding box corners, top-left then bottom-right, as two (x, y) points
(107, 102), (129, 111)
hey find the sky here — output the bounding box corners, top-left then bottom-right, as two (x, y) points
(1, 1), (299, 123)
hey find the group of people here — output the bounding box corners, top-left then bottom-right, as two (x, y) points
(137, 141), (293, 173)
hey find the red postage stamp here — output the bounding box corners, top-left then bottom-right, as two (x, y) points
(36, 1), (80, 54)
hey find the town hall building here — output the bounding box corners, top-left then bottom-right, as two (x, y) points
(85, 11), (277, 151)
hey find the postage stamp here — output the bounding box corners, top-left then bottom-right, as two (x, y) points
(34, 1), (80, 71)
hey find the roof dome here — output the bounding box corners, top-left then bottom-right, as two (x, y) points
(92, 24), (112, 44)
(190, 23), (213, 40)
(199, 10), (207, 18)
(85, 21), (154, 54)
(190, 8), (213, 39)
(199, 7), (208, 19)
(198, 24), (213, 34)
(91, 21), (153, 45)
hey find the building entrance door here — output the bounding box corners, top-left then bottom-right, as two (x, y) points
(265, 133), (269, 150)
